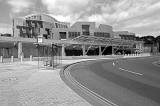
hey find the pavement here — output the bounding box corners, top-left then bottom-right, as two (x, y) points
(0, 61), (92, 106)
(0, 54), (153, 106)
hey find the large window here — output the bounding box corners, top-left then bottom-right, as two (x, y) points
(94, 32), (110, 38)
(68, 32), (80, 39)
(55, 23), (58, 28)
(59, 32), (67, 40)
(43, 28), (51, 39)
(82, 25), (90, 35)
(119, 34), (135, 40)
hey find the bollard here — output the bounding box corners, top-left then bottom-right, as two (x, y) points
(30, 55), (32, 61)
(0, 56), (3, 63)
(20, 55), (23, 63)
(11, 56), (14, 62)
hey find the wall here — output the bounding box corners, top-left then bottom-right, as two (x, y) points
(71, 22), (96, 35)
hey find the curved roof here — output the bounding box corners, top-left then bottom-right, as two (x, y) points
(24, 13), (59, 23)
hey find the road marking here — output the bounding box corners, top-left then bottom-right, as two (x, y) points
(119, 68), (143, 76)
(64, 63), (119, 106)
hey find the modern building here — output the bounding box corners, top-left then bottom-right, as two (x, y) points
(0, 13), (143, 58)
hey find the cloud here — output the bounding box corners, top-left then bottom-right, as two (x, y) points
(7, 0), (34, 13)
(0, 24), (12, 34)
(42, 0), (91, 15)
(41, 0), (160, 36)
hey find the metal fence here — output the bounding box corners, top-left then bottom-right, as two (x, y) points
(40, 44), (62, 69)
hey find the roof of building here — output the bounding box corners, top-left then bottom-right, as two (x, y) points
(114, 31), (135, 35)
(24, 13), (59, 22)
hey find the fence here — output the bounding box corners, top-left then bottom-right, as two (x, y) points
(0, 44), (62, 69)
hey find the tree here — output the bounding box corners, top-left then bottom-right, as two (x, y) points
(156, 35), (160, 42)
(155, 35), (160, 52)
(140, 36), (156, 44)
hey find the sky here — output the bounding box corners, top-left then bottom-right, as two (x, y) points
(0, 0), (160, 37)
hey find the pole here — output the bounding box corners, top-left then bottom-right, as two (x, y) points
(52, 44), (54, 69)
(38, 45), (39, 70)
(37, 44), (39, 71)
(112, 45), (114, 55)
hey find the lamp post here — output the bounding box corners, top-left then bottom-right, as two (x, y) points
(35, 36), (43, 70)
(35, 43), (40, 70)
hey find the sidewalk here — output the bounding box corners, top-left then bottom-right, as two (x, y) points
(0, 55), (150, 106)
(0, 60), (93, 106)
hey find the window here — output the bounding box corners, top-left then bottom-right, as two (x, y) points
(94, 32), (110, 38)
(82, 25), (90, 35)
(55, 23), (58, 28)
(59, 32), (67, 40)
(68, 32), (80, 39)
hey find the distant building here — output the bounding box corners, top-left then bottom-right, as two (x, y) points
(114, 31), (136, 40)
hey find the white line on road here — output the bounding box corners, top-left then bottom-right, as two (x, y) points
(119, 68), (143, 76)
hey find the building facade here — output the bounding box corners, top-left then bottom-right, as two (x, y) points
(13, 14), (113, 40)
(0, 13), (143, 58)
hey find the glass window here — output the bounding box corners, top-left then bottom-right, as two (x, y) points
(55, 23), (58, 28)
(59, 32), (67, 39)
(82, 25), (90, 35)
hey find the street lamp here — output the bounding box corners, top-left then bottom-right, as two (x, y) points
(34, 36), (43, 70)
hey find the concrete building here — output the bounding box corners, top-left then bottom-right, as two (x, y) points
(0, 13), (143, 58)
(114, 31), (136, 40)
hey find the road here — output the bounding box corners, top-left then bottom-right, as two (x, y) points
(69, 56), (160, 106)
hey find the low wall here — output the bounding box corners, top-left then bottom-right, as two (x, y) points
(0, 53), (153, 63)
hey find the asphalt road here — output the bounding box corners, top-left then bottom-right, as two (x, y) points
(70, 56), (160, 106)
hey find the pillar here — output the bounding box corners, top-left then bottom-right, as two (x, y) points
(122, 46), (125, 55)
(112, 46), (114, 55)
(99, 46), (102, 56)
(0, 56), (3, 63)
(18, 42), (22, 58)
(61, 44), (66, 57)
(20, 55), (23, 63)
(30, 55), (33, 61)
(11, 56), (14, 62)
(82, 45), (86, 56)
(2, 48), (5, 57)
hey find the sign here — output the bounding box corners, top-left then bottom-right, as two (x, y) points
(37, 36), (43, 43)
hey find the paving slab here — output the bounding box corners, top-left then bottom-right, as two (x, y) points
(0, 61), (92, 106)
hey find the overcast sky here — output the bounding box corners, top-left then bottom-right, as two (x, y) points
(0, 0), (160, 36)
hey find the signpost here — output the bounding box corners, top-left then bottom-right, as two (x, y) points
(36, 36), (43, 70)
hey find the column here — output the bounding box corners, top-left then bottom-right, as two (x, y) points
(18, 42), (22, 58)
(82, 45), (86, 56)
(99, 46), (102, 56)
(122, 46), (125, 55)
(2, 48), (5, 57)
(0, 56), (3, 63)
(112, 46), (114, 55)
(61, 44), (66, 57)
